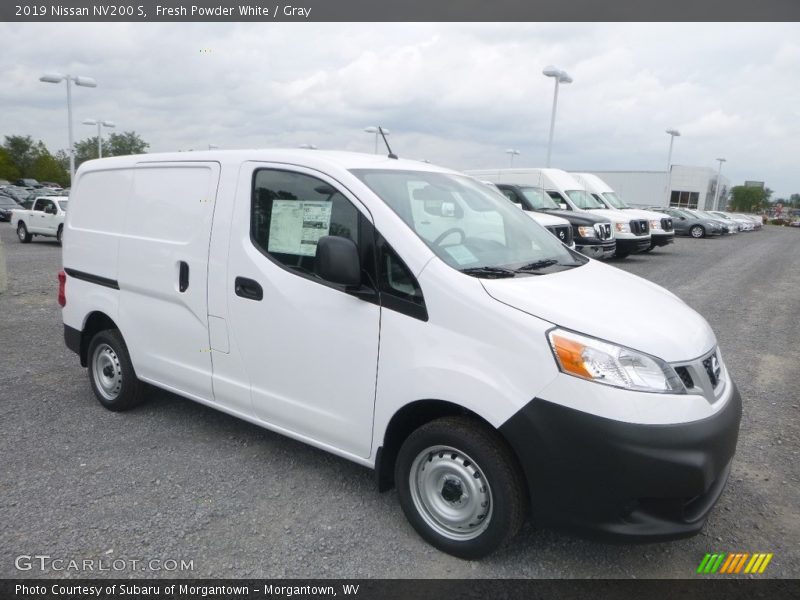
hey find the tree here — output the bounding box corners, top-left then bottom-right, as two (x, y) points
(105, 131), (148, 156)
(3, 135), (48, 177)
(729, 185), (768, 212)
(0, 147), (20, 181)
(30, 153), (69, 187)
(71, 130), (149, 170)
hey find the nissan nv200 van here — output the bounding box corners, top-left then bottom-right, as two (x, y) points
(61, 150), (741, 559)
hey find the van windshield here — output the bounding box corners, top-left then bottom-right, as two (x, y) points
(352, 169), (586, 276)
(566, 190), (605, 209)
(519, 187), (561, 210)
(602, 192), (630, 209)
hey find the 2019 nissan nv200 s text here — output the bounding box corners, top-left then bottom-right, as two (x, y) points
(61, 150), (741, 559)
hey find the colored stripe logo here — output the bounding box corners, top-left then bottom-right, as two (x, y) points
(697, 552), (773, 574)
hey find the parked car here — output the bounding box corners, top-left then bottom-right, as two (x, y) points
(60, 150), (741, 559)
(0, 194), (19, 221)
(737, 214), (762, 231)
(683, 209), (731, 234)
(10, 195), (68, 243)
(0, 186), (29, 203)
(13, 178), (43, 189)
(708, 211), (740, 233)
(39, 181), (63, 190)
(651, 208), (725, 238)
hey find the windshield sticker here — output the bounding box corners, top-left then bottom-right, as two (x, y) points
(443, 244), (479, 265)
(268, 200), (332, 257)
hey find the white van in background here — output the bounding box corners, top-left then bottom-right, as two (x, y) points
(60, 150), (740, 559)
(479, 180), (575, 248)
(571, 173), (675, 251)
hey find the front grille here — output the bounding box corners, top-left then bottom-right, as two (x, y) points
(594, 223), (613, 240)
(630, 219), (649, 235)
(702, 352), (722, 388)
(546, 225), (573, 245)
(675, 367), (694, 389)
(661, 217), (673, 232)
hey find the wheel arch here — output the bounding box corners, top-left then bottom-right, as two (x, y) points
(78, 311), (121, 367)
(375, 399), (525, 494)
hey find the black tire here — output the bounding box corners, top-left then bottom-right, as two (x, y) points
(56, 225), (63, 244)
(395, 416), (527, 559)
(690, 225), (705, 238)
(87, 329), (145, 411)
(17, 222), (32, 243)
(641, 246), (654, 253)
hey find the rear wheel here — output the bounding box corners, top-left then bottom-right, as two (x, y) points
(17, 222), (31, 243)
(690, 225), (705, 238)
(87, 329), (145, 411)
(395, 416), (527, 559)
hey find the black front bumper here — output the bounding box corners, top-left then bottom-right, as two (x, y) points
(576, 239), (616, 260)
(616, 236), (652, 255)
(651, 233), (675, 247)
(499, 384), (742, 541)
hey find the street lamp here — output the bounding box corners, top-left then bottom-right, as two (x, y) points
(713, 157), (727, 210)
(82, 119), (115, 158)
(364, 126), (390, 154)
(39, 73), (97, 183)
(543, 66), (572, 167)
(505, 149), (520, 167)
(664, 128), (681, 204)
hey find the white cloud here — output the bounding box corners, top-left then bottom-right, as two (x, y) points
(0, 22), (798, 197)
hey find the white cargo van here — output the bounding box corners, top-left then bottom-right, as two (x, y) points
(61, 150), (740, 559)
(571, 173), (675, 251)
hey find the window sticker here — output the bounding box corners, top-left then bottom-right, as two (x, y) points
(443, 244), (479, 266)
(268, 200), (333, 257)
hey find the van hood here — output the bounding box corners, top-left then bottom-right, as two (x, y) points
(524, 211), (570, 228)
(480, 260), (715, 363)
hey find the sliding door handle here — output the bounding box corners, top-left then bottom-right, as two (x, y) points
(235, 277), (263, 301)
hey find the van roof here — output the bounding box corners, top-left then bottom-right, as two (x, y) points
(75, 149), (453, 175)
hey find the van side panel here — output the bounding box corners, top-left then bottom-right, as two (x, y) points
(64, 168), (132, 282)
(116, 163), (220, 402)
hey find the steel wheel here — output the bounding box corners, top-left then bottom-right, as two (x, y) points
(91, 343), (123, 401)
(408, 445), (493, 541)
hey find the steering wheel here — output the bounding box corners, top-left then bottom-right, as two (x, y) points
(432, 227), (466, 246)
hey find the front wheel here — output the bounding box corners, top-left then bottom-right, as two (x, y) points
(17, 222), (31, 243)
(56, 225), (63, 244)
(395, 416), (527, 559)
(87, 329), (145, 411)
(690, 225), (705, 238)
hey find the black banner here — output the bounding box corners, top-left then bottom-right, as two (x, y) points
(2, 579), (800, 600)
(3, 0), (800, 22)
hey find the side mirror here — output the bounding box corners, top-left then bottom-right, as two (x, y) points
(679, 216), (686, 220)
(315, 236), (361, 287)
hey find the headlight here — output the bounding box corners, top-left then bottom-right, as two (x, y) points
(649, 220), (660, 230)
(615, 222), (630, 233)
(577, 226), (595, 237)
(547, 328), (685, 394)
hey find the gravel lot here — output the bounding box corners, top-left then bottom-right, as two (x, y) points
(1, 224), (798, 579)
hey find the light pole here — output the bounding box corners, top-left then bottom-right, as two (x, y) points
(364, 126), (390, 154)
(39, 73), (97, 183)
(543, 66), (572, 167)
(664, 128), (681, 205)
(82, 119), (115, 158)
(713, 157), (726, 210)
(505, 149), (520, 167)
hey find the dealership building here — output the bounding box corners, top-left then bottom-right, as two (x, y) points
(588, 166), (731, 211)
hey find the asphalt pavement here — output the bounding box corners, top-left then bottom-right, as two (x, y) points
(0, 223), (798, 579)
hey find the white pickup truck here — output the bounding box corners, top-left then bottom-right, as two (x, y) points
(10, 196), (69, 243)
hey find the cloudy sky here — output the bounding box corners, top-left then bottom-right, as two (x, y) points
(1, 22), (799, 198)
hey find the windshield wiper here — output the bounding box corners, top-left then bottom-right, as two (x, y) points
(513, 259), (559, 273)
(459, 266), (517, 279)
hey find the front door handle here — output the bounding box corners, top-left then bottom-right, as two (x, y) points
(235, 277), (263, 301)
